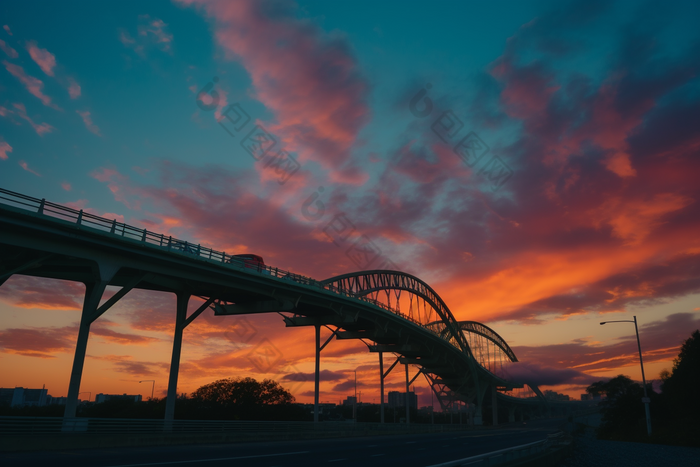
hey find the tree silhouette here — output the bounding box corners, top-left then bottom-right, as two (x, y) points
(658, 330), (700, 444)
(586, 330), (700, 446)
(190, 377), (295, 407)
(585, 375), (652, 440)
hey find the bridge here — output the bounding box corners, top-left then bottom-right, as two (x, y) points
(0, 188), (563, 426)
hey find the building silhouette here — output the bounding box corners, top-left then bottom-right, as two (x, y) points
(95, 393), (143, 403)
(0, 387), (49, 407)
(387, 391), (417, 409)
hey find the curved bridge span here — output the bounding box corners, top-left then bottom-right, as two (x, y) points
(0, 188), (551, 425)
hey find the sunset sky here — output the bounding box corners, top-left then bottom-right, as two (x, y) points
(1, 0), (699, 408)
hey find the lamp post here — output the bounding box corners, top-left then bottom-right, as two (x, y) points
(600, 316), (652, 436)
(139, 380), (155, 400)
(353, 369), (357, 421)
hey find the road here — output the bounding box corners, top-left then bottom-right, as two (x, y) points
(0, 419), (563, 467)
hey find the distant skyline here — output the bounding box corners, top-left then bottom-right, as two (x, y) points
(1, 0), (700, 406)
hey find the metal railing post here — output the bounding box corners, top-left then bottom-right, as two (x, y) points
(37, 198), (45, 214)
(77, 209), (83, 225)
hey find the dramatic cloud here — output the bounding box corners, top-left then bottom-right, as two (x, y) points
(503, 253), (700, 322)
(331, 379), (367, 392)
(0, 140), (11, 160)
(0, 39), (18, 58)
(282, 370), (348, 382)
(26, 41), (56, 76)
(91, 321), (160, 346)
(0, 276), (84, 310)
(513, 313), (700, 375)
(179, 0), (371, 183)
(497, 361), (598, 387)
(96, 355), (165, 376)
(0, 326), (76, 358)
(76, 110), (102, 136)
(3, 61), (59, 109)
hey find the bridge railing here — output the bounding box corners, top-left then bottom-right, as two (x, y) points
(0, 188), (431, 331)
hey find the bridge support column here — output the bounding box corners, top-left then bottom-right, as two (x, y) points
(508, 407), (515, 423)
(165, 292), (189, 425)
(518, 410), (523, 422)
(379, 351), (384, 424)
(491, 385), (498, 426)
(474, 380), (487, 426)
(405, 364), (410, 424)
(63, 280), (109, 420)
(314, 324), (320, 423)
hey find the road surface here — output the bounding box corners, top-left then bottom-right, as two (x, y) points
(0, 419), (563, 467)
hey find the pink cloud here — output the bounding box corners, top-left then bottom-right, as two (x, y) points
(0, 140), (11, 160)
(11, 102), (54, 136)
(18, 160), (41, 177)
(61, 181), (71, 191)
(119, 30), (144, 57)
(3, 25), (12, 36)
(76, 109), (102, 136)
(3, 61), (59, 109)
(26, 41), (56, 76)
(138, 15), (173, 53)
(119, 15), (173, 57)
(89, 168), (141, 210)
(0, 39), (18, 58)
(64, 198), (125, 222)
(67, 77), (81, 99)
(178, 0), (371, 182)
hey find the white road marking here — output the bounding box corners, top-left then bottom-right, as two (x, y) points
(106, 451), (310, 467)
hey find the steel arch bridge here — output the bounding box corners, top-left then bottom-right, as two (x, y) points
(319, 272), (535, 417)
(0, 187), (551, 426)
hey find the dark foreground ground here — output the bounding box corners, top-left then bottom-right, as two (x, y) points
(0, 419), (562, 467)
(562, 432), (700, 467)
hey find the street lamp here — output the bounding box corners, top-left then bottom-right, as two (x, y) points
(139, 380), (155, 400)
(600, 316), (652, 436)
(353, 369), (357, 421)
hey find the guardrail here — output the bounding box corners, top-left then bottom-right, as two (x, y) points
(427, 432), (569, 466)
(0, 416), (471, 436)
(0, 188), (441, 333)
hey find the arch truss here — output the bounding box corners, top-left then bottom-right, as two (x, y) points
(321, 270), (470, 355)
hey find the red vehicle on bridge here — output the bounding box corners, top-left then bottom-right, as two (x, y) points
(228, 254), (266, 272)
